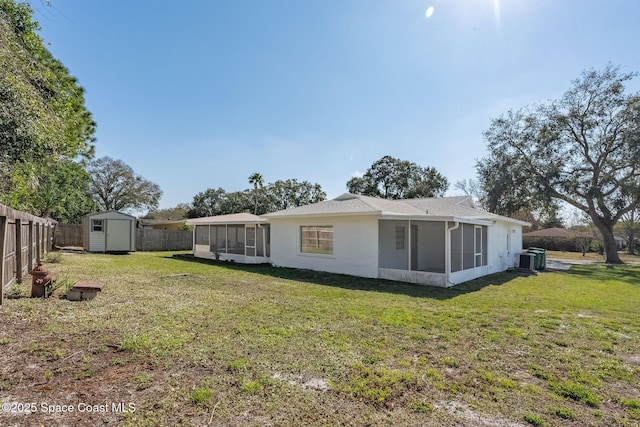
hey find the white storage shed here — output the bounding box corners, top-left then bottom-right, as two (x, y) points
(82, 211), (136, 253)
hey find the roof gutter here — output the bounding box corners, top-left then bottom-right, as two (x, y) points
(263, 211), (382, 219)
(379, 214), (493, 226)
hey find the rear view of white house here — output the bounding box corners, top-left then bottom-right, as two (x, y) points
(188, 194), (528, 287)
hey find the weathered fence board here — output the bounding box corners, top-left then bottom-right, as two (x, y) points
(136, 229), (192, 251)
(0, 204), (56, 305)
(53, 224), (192, 252)
(53, 223), (83, 247)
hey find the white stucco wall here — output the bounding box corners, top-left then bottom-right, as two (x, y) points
(487, 220), (521, 273)
(268, 215), (379, 278)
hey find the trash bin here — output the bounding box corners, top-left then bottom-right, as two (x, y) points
(527, 247), (546, 270)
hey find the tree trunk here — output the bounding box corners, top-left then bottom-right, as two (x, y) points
(592, 219), (622, 263)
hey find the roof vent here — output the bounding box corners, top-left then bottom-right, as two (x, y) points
(334, 193), (359, 201)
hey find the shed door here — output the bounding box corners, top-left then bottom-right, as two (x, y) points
(106, 220), (131, 251)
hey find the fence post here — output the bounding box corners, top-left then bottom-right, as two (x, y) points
(35, 223), (41, 263)
(50, 223), (56, 250)
(28, 221), (34, 270)
(15, 218), (22, 283)
(44, 223), (50, 255)
(0, 216), (7, 305)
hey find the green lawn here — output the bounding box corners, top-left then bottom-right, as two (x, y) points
(1, 252), (639, 426)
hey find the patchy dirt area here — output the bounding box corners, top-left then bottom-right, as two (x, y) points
(0, 307), (141, 426)
(434, 401), (527, 427)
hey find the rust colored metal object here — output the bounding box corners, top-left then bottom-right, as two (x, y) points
(31, 262), (52, 298)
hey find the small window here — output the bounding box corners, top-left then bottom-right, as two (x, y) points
(395, 226), (405, 250)
(301, 226), (333, 255)
(91, 219), (103, 232)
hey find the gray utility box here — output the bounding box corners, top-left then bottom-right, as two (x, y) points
(519, 253), (536, 271)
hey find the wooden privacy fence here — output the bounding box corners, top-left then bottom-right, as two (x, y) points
(1, 204), (56, 305)
(52, 224), (192, 252)
(54, 223), (83, 247)
(136, 229), (192, 251)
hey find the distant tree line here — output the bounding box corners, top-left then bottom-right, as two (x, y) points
(154, 156), (450, 220)
(185, 178), (326, 218)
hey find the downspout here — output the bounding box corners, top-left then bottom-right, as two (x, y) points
(192, 225), (195, 255)
(446, 221), (460, 287)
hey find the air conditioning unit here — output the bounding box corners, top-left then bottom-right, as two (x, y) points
(519, 253), (535, 271)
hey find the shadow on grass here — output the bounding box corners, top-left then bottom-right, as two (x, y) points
(563, 264), (640, 286)
(169, 254), (531, 300)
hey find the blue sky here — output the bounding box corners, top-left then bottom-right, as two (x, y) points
(34, 0), (640, 210)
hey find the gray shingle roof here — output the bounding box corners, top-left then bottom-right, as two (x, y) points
(264, 193), (529, 225)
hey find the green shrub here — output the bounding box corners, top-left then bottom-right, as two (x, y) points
(190, 388), (212, 405)
(241, 381), (263, 394)
(523, 413), (545, 426)
(409, 401), (433, 414)
(227, 359), (250, 371)
(43, 251), (63, 263)
(551, 406), (577, 420)
(621, 398), (640, 420)
(551, 382), (600, 407)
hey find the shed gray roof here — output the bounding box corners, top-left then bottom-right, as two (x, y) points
(264, 193), (529, 226)
(84, 210), (136, 220)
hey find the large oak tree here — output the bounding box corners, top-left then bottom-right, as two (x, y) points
(88, 157), (162, 213)
(347, 155), (448, 199)
(478, 65), (640, 263)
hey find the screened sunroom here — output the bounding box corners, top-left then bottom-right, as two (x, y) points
(377, 219), (491, 287)
(186, 213), (270, 264)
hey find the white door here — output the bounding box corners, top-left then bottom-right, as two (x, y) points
(106, 220), (132, 251)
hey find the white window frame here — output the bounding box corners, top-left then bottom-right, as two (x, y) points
(300, 225), (334, 255)
(91, 219), (103, 232)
